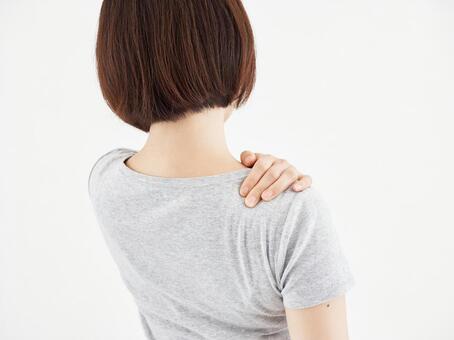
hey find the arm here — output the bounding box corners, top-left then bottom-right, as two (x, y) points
(279, 189), (354, 339)
(285, 295), (350, 340)
(239, 150), (313, 207)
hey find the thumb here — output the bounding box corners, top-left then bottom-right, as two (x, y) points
(240, 150), (257, 168)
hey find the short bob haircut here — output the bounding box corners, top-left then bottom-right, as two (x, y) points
(96, 0), (256, 132)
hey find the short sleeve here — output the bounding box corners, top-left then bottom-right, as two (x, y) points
(277, 188), (355, 309)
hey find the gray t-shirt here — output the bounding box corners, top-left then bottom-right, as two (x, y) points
(88, 148), (354, 339)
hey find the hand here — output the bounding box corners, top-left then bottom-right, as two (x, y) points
(239, 151), (312, 208)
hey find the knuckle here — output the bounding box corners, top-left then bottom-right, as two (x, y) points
(247, 189), (260, 200)
(248, 186), (259, 194)
(288, 165), (298, 174)
(243, 178), (256, 189)
(269, 168), (281, 180)
(302, 176), (312, 186)
(276, 158), (288, 167)
(285, 167), (299, 181)
(241, 180), (252, 189)
(262, 190), (274, 200)
(261, 154), (273, 163)
(255, 160), (269, 172)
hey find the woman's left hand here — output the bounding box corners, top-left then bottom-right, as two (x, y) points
(239, 150), (312, 208)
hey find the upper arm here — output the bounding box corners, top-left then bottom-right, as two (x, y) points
(285, 295), (349, 340)
(276, 189), (354, 338)
(277, 189), (354, 309)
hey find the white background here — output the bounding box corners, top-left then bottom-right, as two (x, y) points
(1, 1), (453, 339)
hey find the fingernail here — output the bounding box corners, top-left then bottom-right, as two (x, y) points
(245, 156), (254, 164)
(293, 184), (304, 191)
(240, 186), (249, 196)
(245, 196), (257, 207)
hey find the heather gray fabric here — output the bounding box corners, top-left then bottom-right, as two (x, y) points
(88, 148), (354, 340)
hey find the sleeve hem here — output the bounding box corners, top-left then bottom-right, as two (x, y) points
(283, 276), (355, 310)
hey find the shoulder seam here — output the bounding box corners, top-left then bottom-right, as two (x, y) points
(87, 148), (125, 197)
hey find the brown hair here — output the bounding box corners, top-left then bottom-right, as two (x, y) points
(95, 0), (256, 132)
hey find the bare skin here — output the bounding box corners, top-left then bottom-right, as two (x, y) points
(285, 296), (349, 340)
(126, 105), (312, 208)
(239, 151), (312, 207)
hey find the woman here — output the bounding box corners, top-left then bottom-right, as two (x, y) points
(89, 1), (354, 339)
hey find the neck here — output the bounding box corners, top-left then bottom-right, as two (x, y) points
(129, 107), (245, 177)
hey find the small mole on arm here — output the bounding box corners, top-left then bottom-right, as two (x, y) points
(326, 304), (330, 308)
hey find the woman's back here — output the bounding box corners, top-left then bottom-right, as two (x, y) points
(88, 148), (354, 339)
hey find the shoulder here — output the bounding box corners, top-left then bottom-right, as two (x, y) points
(289, 187), (333, 226)
(289, 186), (328, 213)
(248, 186), (334, 246)
(87, 147), (136, 197)
(259, 186), (336, 249)
(89, 147), (134, 176)
(273, 188), (354, 309)
(261, 186), (331, 224)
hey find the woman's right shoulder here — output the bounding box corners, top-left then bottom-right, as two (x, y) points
(87, 147), (135, 197)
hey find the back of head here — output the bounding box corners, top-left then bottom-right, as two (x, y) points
(95, 0), (256, 132)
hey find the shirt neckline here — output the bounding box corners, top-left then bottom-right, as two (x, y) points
(116, 148), (252, 187)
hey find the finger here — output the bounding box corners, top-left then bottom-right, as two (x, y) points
(261, 166), (300, 201)
(292, 174), (312, 191)
(240, 150), (258, 167)
(244, 159), (291, 206)
(239, 154), (276, 197)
